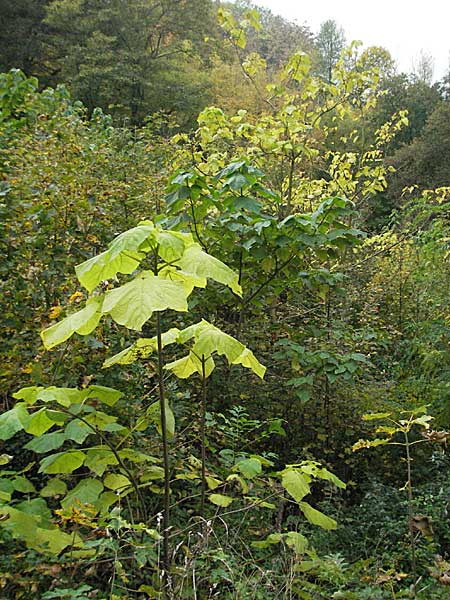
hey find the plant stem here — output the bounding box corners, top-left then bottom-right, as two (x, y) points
(200, 356), (207, 521)
(286, 151), (295, 216)
(156, 310), (171, 596)
(404, 430), (417, 598)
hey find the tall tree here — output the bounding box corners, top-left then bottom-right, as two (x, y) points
(387, 101), (450, 197)
(412, 50), (435, 85)
(316, 19), (346, 82)
(0, 0), (49, 78)
(356, 46), (397, 80)
(43, 0), (216, 124)
(370, 75), (442, 149)
(230, 0), (315, 70)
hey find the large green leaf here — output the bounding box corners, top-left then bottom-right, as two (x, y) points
(86, 385), (123, 406)
(362, 412), (392, 421)
(159, 266), (207, 295)
(235, 458), (262, 479)
(44, 410), (67, 425)
(285, 531), (309, 554)
(18, 384), (122, 409)
(75, 250), (143, 293)
(164, 321), (265, 380)
(61, 479), (104, 510)
(4, 504), (83, 554)
(205, 476), (222, 490)
(192, 322), (265, 378)
(118, 449), (158, 464)
(209, 493), (233, 507)
(39, 450), (86, 474)
(75, 225), (194, 293)
(103, 473), (131, 491)
(193, 324), (244, 362)
(164, 352), (215, 379)
(95, 491), (119, 513)
(12, 476), (36, 494)
(75, 223), (156, 292)
(25, 432), (67, 453)
(280, 469), (311, 503)
(164, 354), (198, 379)
(176, 320), (211, 344)
(14, 497), (51, 523)
(5, 503), (71, 555)
(299, 501), (337, 530)
(1, 505), (74, 555)
(0, 404), (29, 440)
(232, 347), (266, 379)
(12, 386), (43, 405)
(84, 448), (118, 476)
(35, 527), (79, 554)
(140, 466), (165, 482)
(64, 419), (92, 443)
(102, 272), (188, 330)
(176, 244), (242, 296)
(84, 410), (117, 431)
(41, 296), (103, 349)
(252, 532), (283, 549)
(4, 508), (39, 541)
(153, 229), (193, 262)
(107, 222), (155, 257)
(25, 409), (55, 436)
(300, 462), (346, 489)
(40, 479), (68, 498)
(36, 387), (88, 408)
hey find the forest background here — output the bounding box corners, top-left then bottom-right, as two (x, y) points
(0, 1), (449, 598)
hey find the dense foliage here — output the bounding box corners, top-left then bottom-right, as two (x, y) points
(0, 2), (449, 599)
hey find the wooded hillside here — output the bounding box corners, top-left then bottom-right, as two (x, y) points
(0, 1), (449, 598)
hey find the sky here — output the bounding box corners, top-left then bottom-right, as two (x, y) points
(252, 0), (450, 81)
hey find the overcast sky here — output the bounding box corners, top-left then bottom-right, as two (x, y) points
(252, 0), (450, 81)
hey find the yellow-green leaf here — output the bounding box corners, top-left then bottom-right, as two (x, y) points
(176, 244), (242, 296)
(281, 469), (311, 502)
(209, 493), (233, 507)
(102, 272), (188, 330)
(299, 501), (337, 530)
(86, 385), (123, 406)
(103, 473), (131, 491)
(285, 531), (309, 554)
(235, 458), (262, 479)
(0, 404), (29, 440)
(41, 296), (103, 349)
(25, 409), (55, 436)
(61, 479), (104, 509)
(362, 412), (392, 421)
(206, 476), (222, 490)
(39, 450), (86, 474)
(232, 347), (266, 379)
(40, 478), (67, 498)
(164, 352), (215, 379)
(76, 250), (143, 293)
